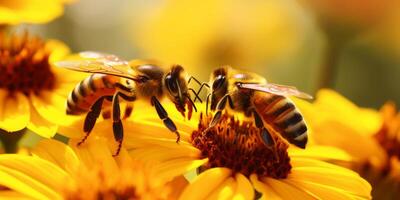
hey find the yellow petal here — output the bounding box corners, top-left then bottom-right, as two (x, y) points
(0, 0), (64, 25)
(288, 145), (352, 162)
(45, 39), (70, 62)
(288, 160), (371, 198)
(290, 158), (359, 175)
(155, 158), (208, 182)
(0, 91), (30, 132)
(315, 89), (382, 135)
(0, 190), (30, 200)
(249, 174), (283, 200)
(30, 91), (81, 127)
(179, 167), (232, 200)
(165, 175), (189, 200)
(27, 105), (57, 138)
(123, 119), (191, 143)
(0, 155), (68, 200)
(232, 173), (254, 200)
(69, 137), (119, 172)
(263, 177), (316, 200)
(206, 177), (236, 200)
(57, 119), (85, 139)
(129, 144), (200, 163)
(284, 179), (368, 200)
(31, 139), (80, 175)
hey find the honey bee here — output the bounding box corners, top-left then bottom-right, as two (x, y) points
(56, 51), (199, 155)
(194, 66), (312, 149)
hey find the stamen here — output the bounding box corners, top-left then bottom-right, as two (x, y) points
(374, 103), (400, 160)
(191, 112), (292, 178)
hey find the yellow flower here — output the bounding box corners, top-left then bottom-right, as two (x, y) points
(129, 0), (312, 79)
(71, 103), (371, 199)
(0, 32), (85, 138)
(0, 0), (75, 25)
(0, 136), (186, 199)
(295, 89), (400, 199)
(294, 89), (386, 166)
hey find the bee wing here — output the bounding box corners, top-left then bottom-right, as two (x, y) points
(55, 59), (140, 81)
(79, 51), (124, 62)
(237, 83), (313, 99)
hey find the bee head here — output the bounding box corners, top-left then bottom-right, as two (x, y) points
(164, 65), (196, 119)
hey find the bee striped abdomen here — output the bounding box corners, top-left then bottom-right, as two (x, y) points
(67, 74), (118, 115)
(253, 92), (308, 148)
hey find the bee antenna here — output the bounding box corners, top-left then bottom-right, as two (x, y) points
(188, 88), (203, 103)
(194, 83), (210, 102)
(186, 94), (198, 112)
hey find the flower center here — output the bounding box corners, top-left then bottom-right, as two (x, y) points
(0, 33), (55, 95)
(191, 113), (292, 178)
(374, 103), (400, 160)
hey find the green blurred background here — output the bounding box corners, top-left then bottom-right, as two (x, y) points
(19, 0), (400, 108)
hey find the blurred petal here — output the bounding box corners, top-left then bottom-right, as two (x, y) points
(69, 137), (118, 173)
(27, 105), (57, 138)
(30, 91), (81, 127)
(0, 155), (68, 200)
(0, 0), (65, 25)
(0, 190), (31, 199)
(31, 139), (80, 175)
(0, 91), (30, 132)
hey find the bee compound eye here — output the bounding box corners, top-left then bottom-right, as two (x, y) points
(166, 75), (178, 94)
(212, 75), (226, 90)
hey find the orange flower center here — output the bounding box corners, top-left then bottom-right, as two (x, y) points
(0, 33), (55, 95)
(374, 103), (400, 161)
(191, 113), (291, 178)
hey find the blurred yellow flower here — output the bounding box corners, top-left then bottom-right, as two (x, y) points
(73, 104), (370, 199)
(130, 0), (312, 78)
(363, 1), (400, 58)
(0, 0), (75, 25)
(0, 137), (186, 199)
(295, 89), (400, 199)
(294, 89), (385, 165)
(0, 33), (85, 138)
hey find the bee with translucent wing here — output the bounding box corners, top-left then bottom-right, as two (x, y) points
(195, 66), (312, 149)
(56, 51), (200, 155)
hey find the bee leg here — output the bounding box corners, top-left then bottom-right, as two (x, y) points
(151, 96), (180, 143)
(205, 93), (211, 115)
(252, 109), (279, 161)
(101, 96), (114, 119)
(112, 92), (123, 156)
(252, 109), (275, 147)
(123, 103), (134, 119)
(209, 94), (233, 128)
(194, 83), (210, 102)
(78, 97), (105, 146)
(188, 88), (202, 103)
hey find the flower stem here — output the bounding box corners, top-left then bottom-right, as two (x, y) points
(317, 37), (342, 89)
(0, 129), (26, 153)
